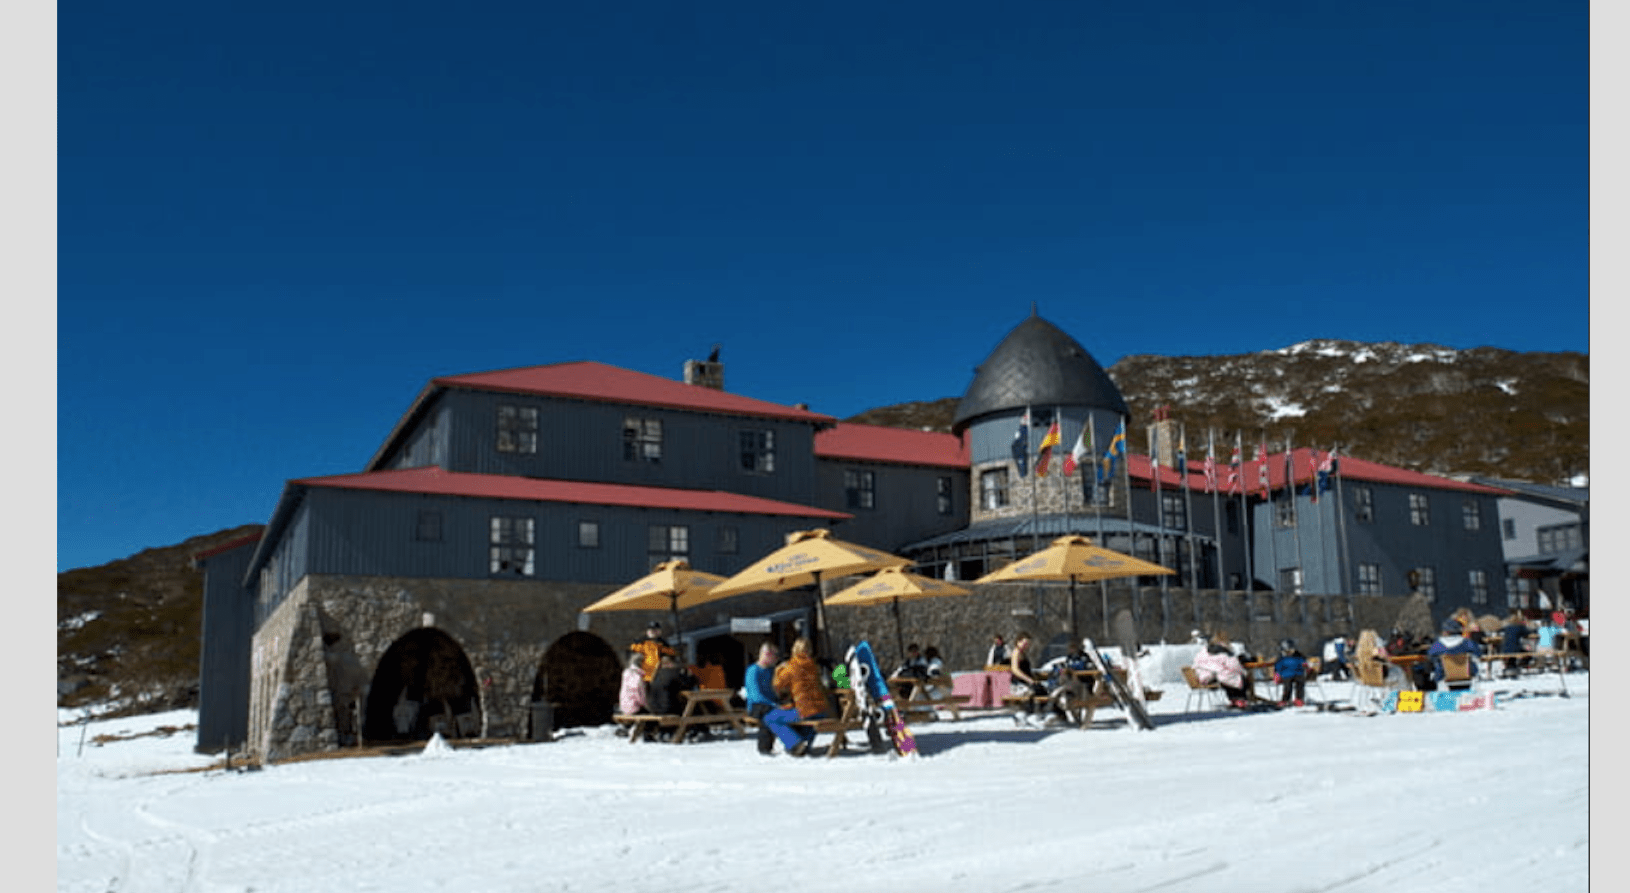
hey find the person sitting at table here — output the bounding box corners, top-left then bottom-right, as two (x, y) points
(1272, 639), (1311, 707)
(1009, 632), (1045, 700)
(1533, 615), (1567, 669)
(1353, 628), (1408, 691)
(920, 646), (951, 698)
(1192, 641), (1251, 708)
(764, 636), (829, 757)
(629, 622), (677, 683)
(1427, 618), (1481, 690)
(986, 633), (1010, 669)
(743, 642), (781, 756)
(618, 654), (649, 715)
(1497, 611), (1532, 677)
(891, 643), (929, 680)
(646, 653), (695, 719)
(1322, 635), (1352, 681)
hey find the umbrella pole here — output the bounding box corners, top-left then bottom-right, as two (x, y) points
(894, 596), (905, 663)
(670, 596), (682, 660)
(1069, 578), (1078, 644)
(812, 571), (827, 663)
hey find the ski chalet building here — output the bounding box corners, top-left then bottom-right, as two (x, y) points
(198, 313), (1517, 760)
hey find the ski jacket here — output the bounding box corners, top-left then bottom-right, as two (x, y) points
(1427, 635), (1481, 682)
(1192, 648), (1245, 689)
(629, 637), (677, 682)
(773, 653), (828, 718)
(743, 662), (778, 710)
(617, 666), (647, 715)
(1273, 653), (1309, 681)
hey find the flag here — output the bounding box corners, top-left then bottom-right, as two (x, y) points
(1101, 418), (1126, 483)
(1176, 427), (1189, 479)
(1203, 437), (1219, 494)
(1010, 409), (1031, 478)
(1063, 426), (1088, 477)
(1227, 436), (1242, 495)
(1256, 441), (1271, 498)
(1149, 425), (1160, 493)
(1317, 446), (1339, 494)
(1035, 419), (1061, 477)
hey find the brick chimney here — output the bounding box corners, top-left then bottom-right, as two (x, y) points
(684, 345), (724, 390)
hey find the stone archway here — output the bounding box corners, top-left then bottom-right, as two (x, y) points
(535, 632), (620, 730)
(363, 628), (481, 744)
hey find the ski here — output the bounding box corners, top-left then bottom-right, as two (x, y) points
(847, 641), (918, 756)
(1081, 638), (1155, 731)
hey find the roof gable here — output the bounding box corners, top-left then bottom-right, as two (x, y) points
(434, 361), (836, 424)
(815, 423), (968, 469)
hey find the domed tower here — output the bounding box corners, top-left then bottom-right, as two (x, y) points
(953, 310), (1130, 526)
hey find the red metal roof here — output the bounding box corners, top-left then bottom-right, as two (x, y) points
(815, 423), (969, 469)
(1130, 448), (1511, 496)
(433, 361), (837, 424)
(291, 466), (851, 519)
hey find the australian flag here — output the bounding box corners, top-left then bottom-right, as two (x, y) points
(1010, 410), (1031, 478)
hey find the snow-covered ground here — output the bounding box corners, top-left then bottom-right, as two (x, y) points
(57, 671), (1591, 893)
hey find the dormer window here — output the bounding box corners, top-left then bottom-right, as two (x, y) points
(496, 404), (539, 454)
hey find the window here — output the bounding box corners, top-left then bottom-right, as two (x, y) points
(1357, 563), (1382, 595)
(623, 417), (663, 463)
(845, 469), (876, 510)
(936, 477), (953, 515)
(1279, 567), (1303, 595)
(1537, 523), (1583, 554)
(1353, 487), (1373, 523)
(739, 429), (775, 474)
(416, 510), (443, 542)
(1409, 493), (1430, 526)
(1275, 496), (1295, 528)
(1502, 518), (1517, 540)
(648, 524), (690, 564)
(489, 516), (535, 576)
(1469, 569), (1489, 605)
(577, 521), (600, 549)
(496, 405), (539, 454)
(717, 525), (739, 555)
(1161, 492), (1187, 527)
(1411, 566), (1436, 600)
(980, 468), (1010, 510)
(1462, 500), (1481, 531)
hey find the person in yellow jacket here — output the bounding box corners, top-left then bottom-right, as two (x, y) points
(765, 637), (829, 756)
(629, 622), (677, 683)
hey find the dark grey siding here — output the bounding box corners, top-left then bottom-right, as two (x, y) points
(404, 391), (821, 505)
(297, 487), (829, 585)
(382, 399), (450, 470)
(816, 459), (968, 555)
(197, 541), (257, 753)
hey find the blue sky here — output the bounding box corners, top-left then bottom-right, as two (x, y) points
(52, 1), (1589, 572)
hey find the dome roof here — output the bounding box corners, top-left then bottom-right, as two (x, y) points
(951, 314), (1129, 434)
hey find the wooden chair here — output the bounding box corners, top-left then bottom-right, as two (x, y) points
(1438, 653), (1476, 692)
(1180, 666), (1223, 713)
(1347, 659), (1391, 710)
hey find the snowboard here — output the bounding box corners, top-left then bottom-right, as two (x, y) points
(847, 641), (918, 756)
(1081, 638), (1155, 731)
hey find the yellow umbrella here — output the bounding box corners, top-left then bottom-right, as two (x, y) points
(580, 559), (729, 636)
(973, 535), (1174, 640)
(710, 528), (911, 658)
(826, 566), (971, 660)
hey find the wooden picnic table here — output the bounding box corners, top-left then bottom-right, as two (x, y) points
(887, 676), (970, 721)
(611, 688), (747, 745)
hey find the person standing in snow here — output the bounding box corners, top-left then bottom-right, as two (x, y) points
(617, 654), (648, 716)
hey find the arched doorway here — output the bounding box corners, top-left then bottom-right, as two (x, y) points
(363, 628), (480, 744)
(535, 632), (620, 731)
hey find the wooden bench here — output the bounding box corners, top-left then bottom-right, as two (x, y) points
(612, 713), (679, 744)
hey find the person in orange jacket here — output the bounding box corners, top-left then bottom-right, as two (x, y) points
(764, 637), (829, 756)
(629, 621), (677, 683)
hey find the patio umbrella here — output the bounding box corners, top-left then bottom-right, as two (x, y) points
(580, 559), (729, 640)
(972, 535), (1174, 641)
(826, 566), (972, 660)
(708, 528), (911, 659)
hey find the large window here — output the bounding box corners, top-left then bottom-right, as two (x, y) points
(1537, 523), (1583, 554)
(648, 524), (690, 565)
(937, 477), (954, 515)
(1411, 566), (1437, 600)
(489, 516), (535, 576)
(1357, 563), (1382, 595)
(1353, 487), (1374, 523)
(496, 405), (539, 454)
(845, 469), (876, 510)
(1469, 569), (1490, 604)
(1462, 500), (1481, 531)
(739, 430), (775, 474)
(1161, 492), (1187, 527)
(1279, 567), (1303, 595)
(1275, 495), (1295, 528)
(623, 417), (663, 463)
(577, 520), (600, 549)
(1409, 493), (1430, 526)
(980, 468), (1010, 510)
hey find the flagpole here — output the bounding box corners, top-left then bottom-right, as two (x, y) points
(1119, 416), (1135, 629)
(1331, 443), (1352, 611)
(1262, 431), (1280, 615)
(1286, 433), (1306, 624)
(1235, 430), (1253, 599)
(1028, 405), (1039, 554)
(1181, 422), (1197, 594)
(1208, 428), (1224, 593)
(1311, 446), (1329, 618)
(1090, 418), (1109, 640)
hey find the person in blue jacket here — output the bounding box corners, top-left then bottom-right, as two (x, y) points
(1272, 639), (1310, 707)
(1427, 618), (1482, 689)
(743, 642), (781, 756)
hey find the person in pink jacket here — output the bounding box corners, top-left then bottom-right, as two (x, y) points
(617, 654), (649, 716)
(1192, 642), (1251, 708)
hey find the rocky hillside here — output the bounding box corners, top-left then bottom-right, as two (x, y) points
(58, 340), (1587, 715)
(850, 340), (1589, 485)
